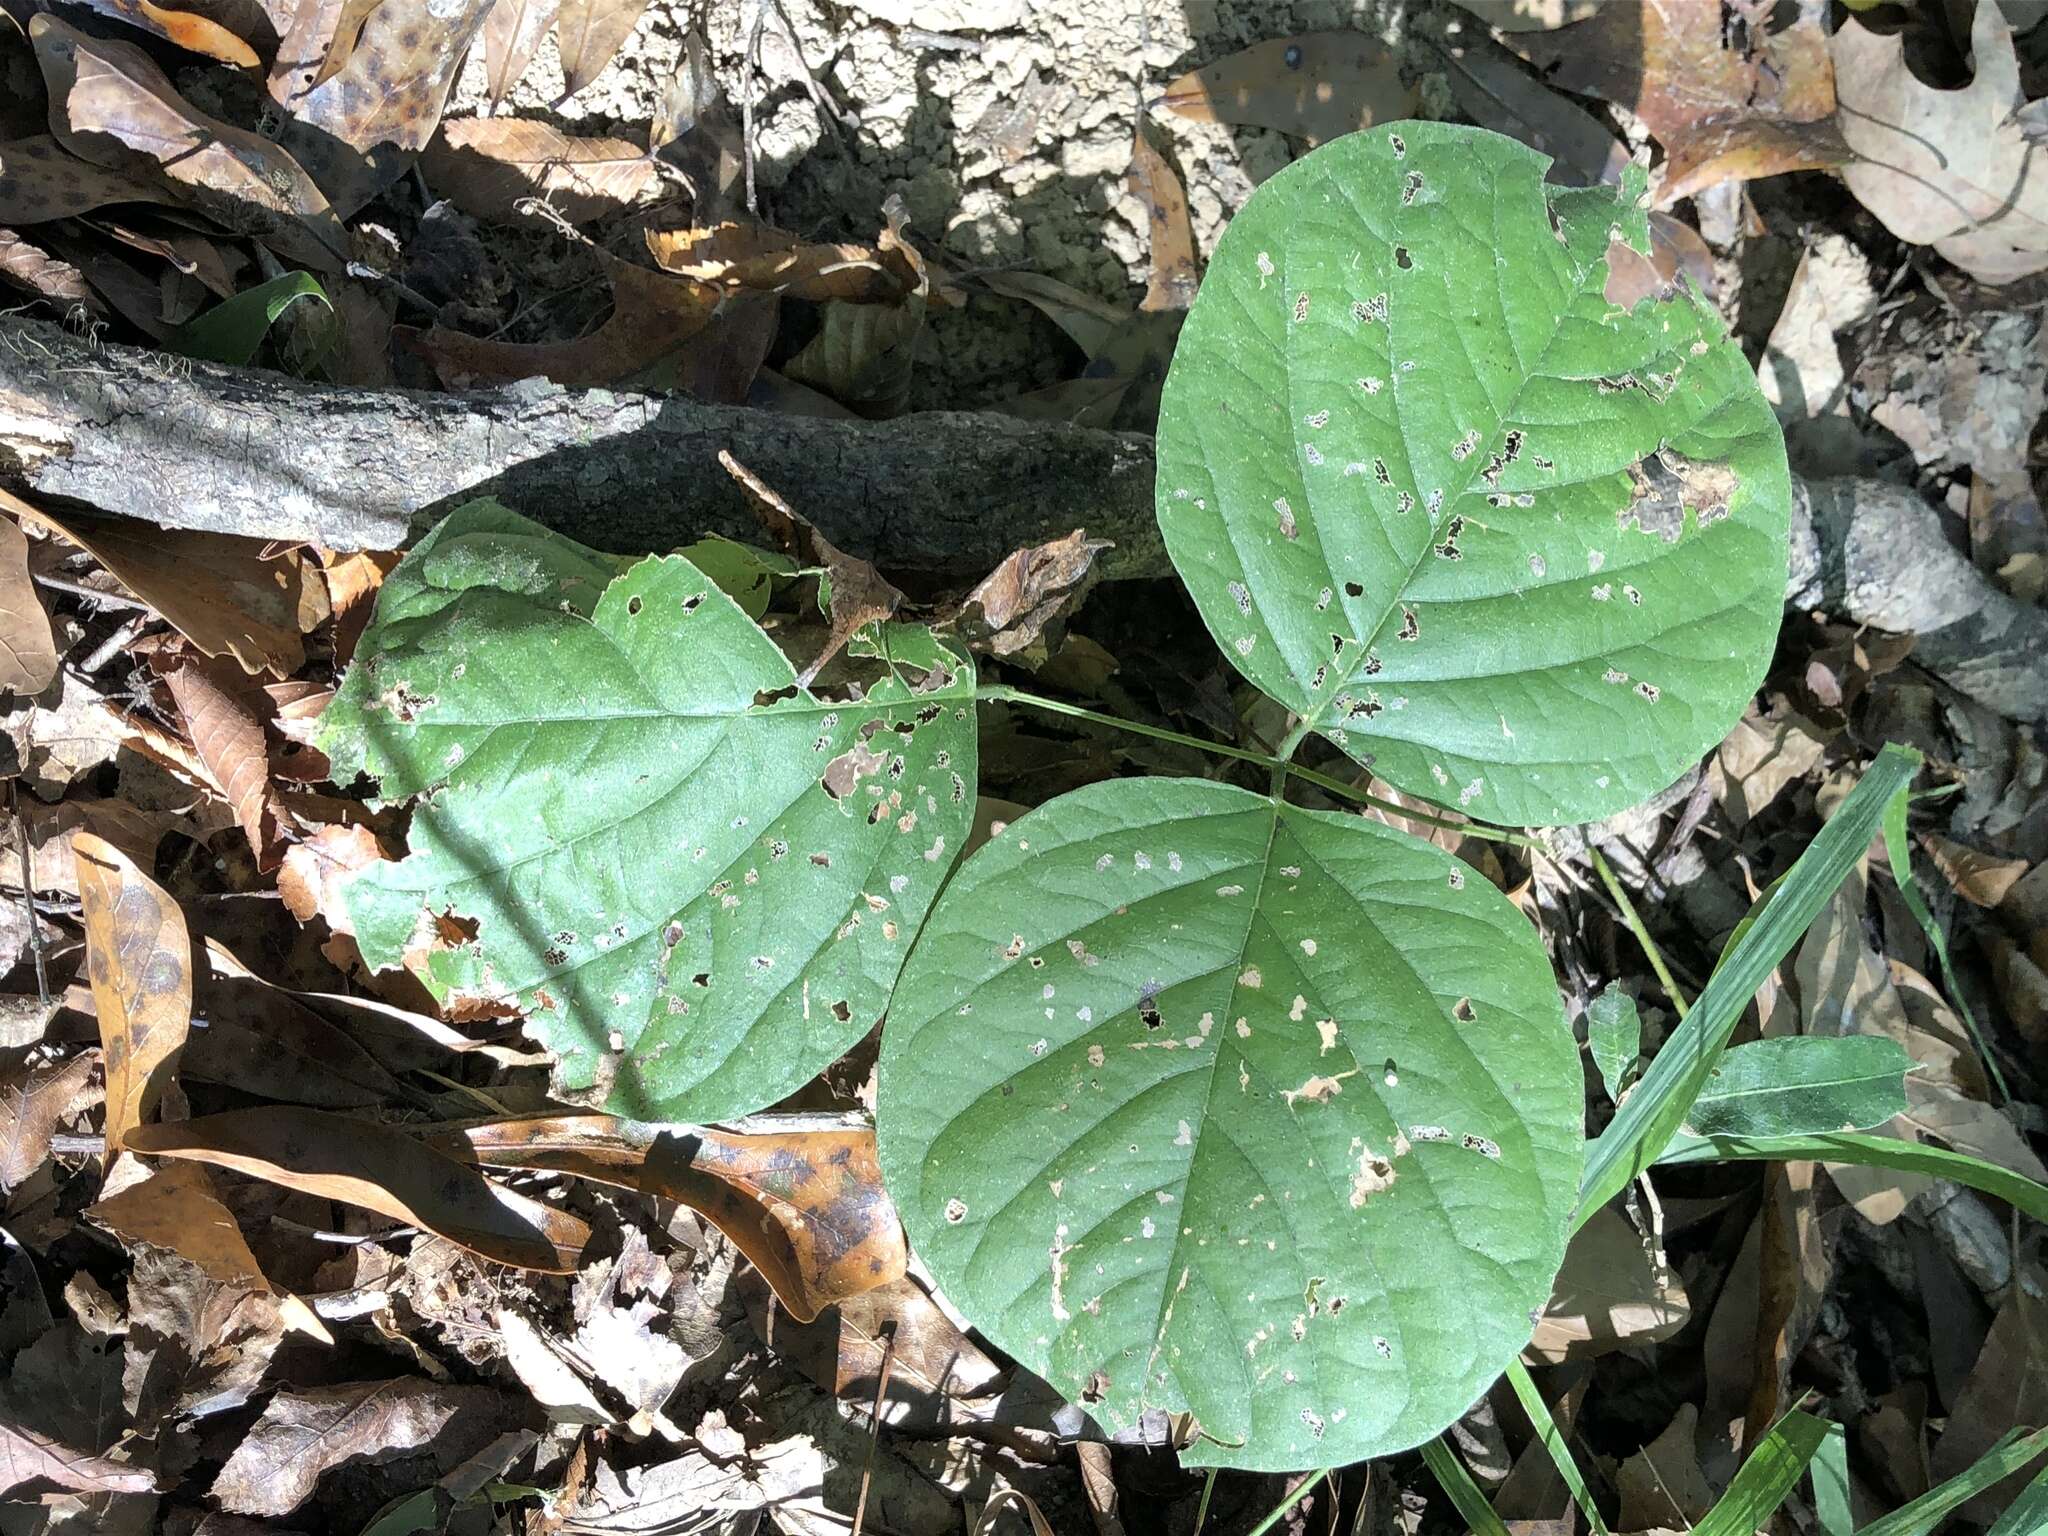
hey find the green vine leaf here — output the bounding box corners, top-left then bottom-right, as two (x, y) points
(877, 778), (1582, 1471)
(1156, 121), (1789, 826)
(318, 500), (976, 1121)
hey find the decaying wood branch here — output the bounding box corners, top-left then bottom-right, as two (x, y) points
(3, 316), (2040, 722)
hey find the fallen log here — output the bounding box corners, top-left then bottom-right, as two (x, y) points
(3, 316), (2040, 722)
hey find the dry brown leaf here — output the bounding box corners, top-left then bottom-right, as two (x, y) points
(156, 649), (281, 869)
(1437, 34), (1632, 187)
(0, 513), (57, 696)
(5, 492), (308, 675)
(1157, 33), (1417, 146)
(273, 0), (494, 218)
(403, 249), (719, 387)
(0, 1050), (99, 1192)
(780, 200), (928, 418)
(1713, 704), (1827, 829)
(305, 0), (388, 87)
(1616, 1404), (1714, 1530)
(1526, 1205), (1689, 1363)
(720, 450), (902, 684)
(0, 798), (169, 898)
(1927, 1263), (2047, 1522)
(277, 823), (389, 934)
(211, 1377), (509, 1516)
(485, 0), (562, 107)
(0, 226), (96, 311)
(0, 135), (167, 225)
(557, 0), (651, 97)
(740, 1271), (1003, 1428)
(30, 16), (347, 272)
(80, 0), (262, 66)
(126, 1106), (590, 1272)
(1835, 0), (2048, 284)
(955, 530), (1110, 660)
(1126, 129), (1197, 312)
(1920, 832), (2029, 908)
(646, 219), (915, 303)
(424, 117), (661, 225)
(433, 1113), (906, 1322)
(0, 1416), (155, 1498)
(1509, 0), (1843, 205)
(75, 832), (191, 1159)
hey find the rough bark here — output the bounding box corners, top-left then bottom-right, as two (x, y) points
(3, 317), (2039, 722)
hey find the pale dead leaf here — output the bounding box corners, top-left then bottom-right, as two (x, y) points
(0, 1416), (154, 1497)
(80, 0), (261, 66)
(157, 649), (281, 869)
(1126, 129), (1196, 312)
(557, 0), (651, 97)
(484, 0), (562, 107)
(425, 118), (661, 225)
(646, 219), (914, 303)
(1526, 1205), (1689, 1363)
(75, 832), (191, 1159)
(278, 823), (390, 933)
(1713, 703), (1826, 829)
(0, 1050), (99, 1192)
(1920, 833), (2029, 908)
(0, 513), (57, 696)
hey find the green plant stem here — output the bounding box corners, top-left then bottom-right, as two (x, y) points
(1505, 1360), (1608, 1535)
(1190, 1468), (1217, 1536)
(978, 684), (1543, 849)
(1588, 846), (1691, 1019)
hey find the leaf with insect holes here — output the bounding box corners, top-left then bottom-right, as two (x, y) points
(1156, 122), (1789, 827)
(878, 777), (1582, 1472)
(317, 500), (977, 1122)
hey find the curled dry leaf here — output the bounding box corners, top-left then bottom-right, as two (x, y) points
(1126, 129), (1197, 312)
(646, 219), (918, 303)
(955, 530), (1110, 660)
(77, 0), (261, 66)
(211, 1377), (509, 1516)
(1921, 833), (2029, 909)
(781, 198), (928, 417)
(0, 513), (57, 695)
(1835, 0), (2048, 283)
(432, 1113), (907, 1322)
(273, 0), (495, 218)
(1156, 32), (1417, 146)
(720, 450), (903, 682)
(125, 1106), (590, 1272)
(485, 0), (563, 107)
(4, 492), (307, 675)
(1, 1050), (99, 1192)
(403, 250), (719, 387)
(558, 0), (653, 98)
(0, 1417), (155, 1498)
(423, 118), (661, 225)
(1527, 1206), (1689, 1364)
(278, 822), (390, 934)
(0, 226), (97, 312)
(156, 649), (281, 869)
(30, 16), (347, 272)
(75, 831), (192, 1157)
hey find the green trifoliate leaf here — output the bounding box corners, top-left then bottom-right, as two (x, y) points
(878, 777), (1582, 1472)
(1157, 121), (1789, 826)
(319, 500), (976, 1121)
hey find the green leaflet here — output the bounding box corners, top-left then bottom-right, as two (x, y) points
(319, 501), (976, 1121)
(1585, 987), (1641, 1106)
(1681, 1035), (1912, 1139)
(877, 778), (1583, 1471)
(1156, 121), (1789, 825)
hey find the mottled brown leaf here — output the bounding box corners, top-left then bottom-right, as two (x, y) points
(484, 0), (561, 107)
(211, 1378), (507, 1516)
(424, 117), (660, 224)
(557, 0), (651, 98)
(0, 1050), (98, 1192)
(0, 136), (165, 225)
(956, 530), (1109, 660)
(306, 0), (389, 87)
(1157, 32), (1417, 146)
(0, 512), (57, 695)
(0, 226), (96, 312)
(30, 16), (346, 271)
(126, 1107), (590, 1272)
(0, 1415), (155, 1497)
(1126, 129), (1196, 312)
(402, 249), (718, 387)
(1921, 833), (2029, 909)
(646, 219), (916, 303)
(781, 200), (927, 417)
(157, 649), (280, 868)
(434, 1114), (906, 1322)
(4, 493), (307, 675)
(278, 823), (389, 934)
(75, 832), (191, 1158)
(274, 0), (494, 217)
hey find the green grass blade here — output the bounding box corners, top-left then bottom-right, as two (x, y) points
(1577, 743), (1921, 1222)
(1695, 1409), (1834, 1536)
(1420, 1436), (1512, 1536)
(174, 271), (331, 365)
(1812, 1421), (1855, 1536)
(1505, 1360), (1608, 1536)
(1882, 784), (2013, 1102)
(1986, 1459), (2048, 1536)
(1656, 1131), (2048, 1222)
(1854, 1427), (2048, 1536)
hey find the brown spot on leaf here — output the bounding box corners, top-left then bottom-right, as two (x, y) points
(1621, 448), (1738, 543)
